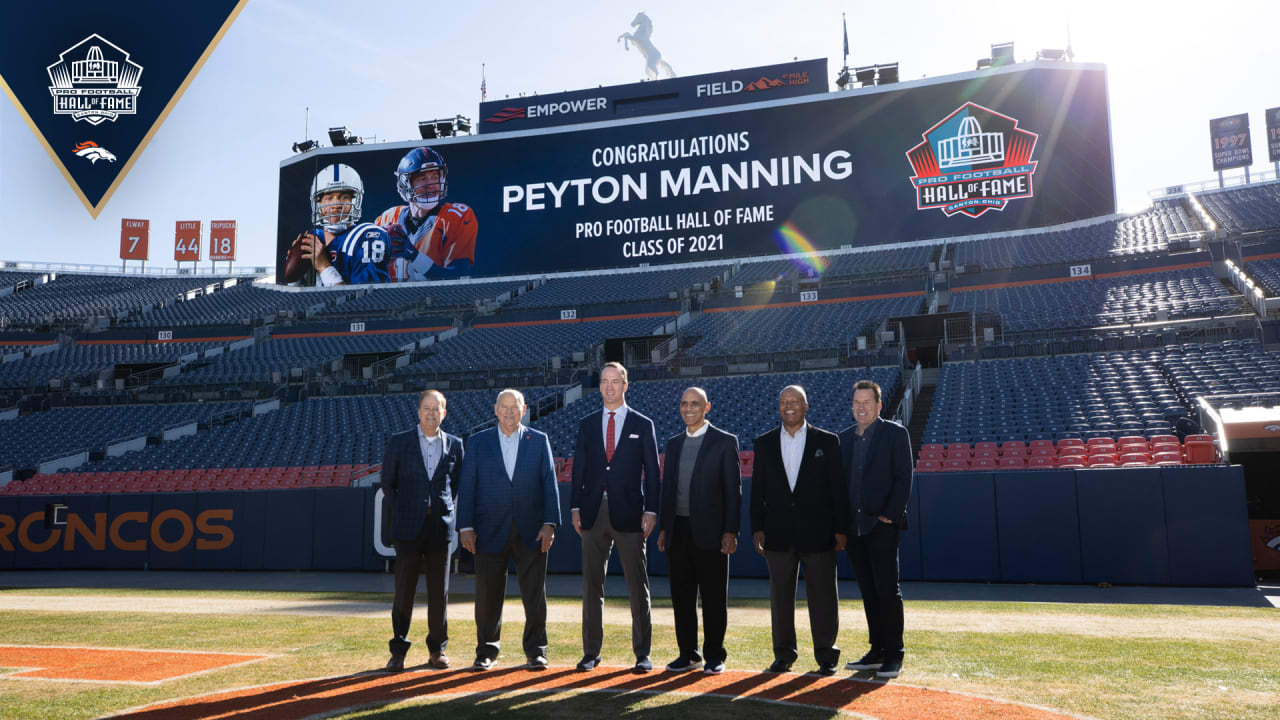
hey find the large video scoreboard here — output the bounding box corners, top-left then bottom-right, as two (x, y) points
(277, 62), (1115, 285)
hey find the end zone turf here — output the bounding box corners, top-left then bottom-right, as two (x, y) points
(0, 646), (271, 684)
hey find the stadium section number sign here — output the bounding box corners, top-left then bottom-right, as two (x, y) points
(119, 218), (149, 260)
(1209, 113), (1252, 171)
(277, 64), (1115, 284)
(174, 221), (202, 261)
(209, 220), (237, 261)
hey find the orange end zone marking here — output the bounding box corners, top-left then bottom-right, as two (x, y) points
(0, 645), (271, 684)
(115, 664), (1095, 720)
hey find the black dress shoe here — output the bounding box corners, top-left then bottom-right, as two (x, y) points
(577, 655), (602, 672)
(846, 649), (884, 671)
(472, 656), (494, 671)
(665, 654), (703, 672)
(633, 656), (653, 673)
(876, 657), (902, 678)
(527, 655), (549, 671)
(766, 660), (792, 673)
(385, 654), (405, 672)
(816, 661), (838, 677)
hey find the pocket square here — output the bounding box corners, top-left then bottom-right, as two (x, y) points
(814, 449), (824, 457)
(628, 433), (640, 439)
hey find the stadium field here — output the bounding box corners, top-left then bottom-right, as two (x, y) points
(0, 581), (1276, 720)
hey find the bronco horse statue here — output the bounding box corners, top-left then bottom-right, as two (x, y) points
(618, 11), (676, 80)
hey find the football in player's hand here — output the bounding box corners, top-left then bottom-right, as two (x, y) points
(282, 234), (313, 283)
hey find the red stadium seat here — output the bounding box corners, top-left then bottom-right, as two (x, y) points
(916, 460), (941, 473)
(998, 456), (1026, 469)
(1086, 437), (1114, 446)
(1153, 451), (1183, 465)
(1184, 441), (1217, 464)
(972, 457), (998, 470)
(1001, 441), (1027, 456)
(946, 443), (971, 458)
(1057, 458), (1085, 469)
(943, 458), (970, 471)
(1057, 445), (1087, 457)
(1029, 439), (1055, 449)
(1028, 456), (1055, 468)
(1057, 438), (1085, 448)
(1148, 434), (1178, 446)
(1119, 453), (1150, 467)
(972, 448), (998, 460)
(1029, 446), (1055, 457)
(921, 444), (946, 455)
(1088, 455), (1118, 468)
(918, 450), (943, 462)
(973, 441), (998, 451)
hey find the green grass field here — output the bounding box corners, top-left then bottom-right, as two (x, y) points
(0, 587), (1275, 720)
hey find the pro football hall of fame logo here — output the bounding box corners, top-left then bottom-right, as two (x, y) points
(47, 34), (143, 125)
(905, 102), (1038, 218)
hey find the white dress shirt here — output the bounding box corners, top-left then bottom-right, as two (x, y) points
(779, 422), (807, 492)
(601, 403), (629, 449)
(417, 427), (446, 476)
(498, 423), (525, 479)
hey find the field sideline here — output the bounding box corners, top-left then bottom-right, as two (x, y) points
(0, 574), (1276, 720)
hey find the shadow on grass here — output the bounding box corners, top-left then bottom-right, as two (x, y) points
(110, 665), (882, 720)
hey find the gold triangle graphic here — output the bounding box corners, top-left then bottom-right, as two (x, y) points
(0, 0), (248, 219)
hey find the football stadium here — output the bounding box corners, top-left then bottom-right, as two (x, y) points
(0, 2), (1278, 719)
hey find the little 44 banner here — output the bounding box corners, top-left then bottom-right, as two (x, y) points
(0, 1), (245, 217)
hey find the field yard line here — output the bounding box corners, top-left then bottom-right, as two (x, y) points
(1, 595), (1275, 642)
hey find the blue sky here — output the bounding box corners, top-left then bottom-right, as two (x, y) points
(1, 0), (1274, 270)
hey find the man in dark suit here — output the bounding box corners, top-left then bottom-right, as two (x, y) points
(657, 387), (741, 675)
(750, 385), (848, 676)
(569, 361), (661, 673)
(458, 389), (560, 671)
(381, 389), (463, 672)
(840, 379), (913, 679)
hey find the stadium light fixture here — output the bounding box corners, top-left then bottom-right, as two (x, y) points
(854, 66), (876, 87)
(835, 67), (852, 90)
(433, 119), (455, 138)
(454, 115), (472, 135)
(876, 63), (899, 84)
(328, 126), (356, 146)
(1036, 48), (1065, 61)
(292, 139), (318, 153)
(418, 121), (439, 139)
(991, 42), (1015, 67)
(976, 57), (992, 70)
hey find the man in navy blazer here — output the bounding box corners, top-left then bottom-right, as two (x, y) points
(750, 385), (848, 676)
(657, 387), (741, 675)
(569, 361), (661, 673)
(458, 389), (560, 671)
(840, 379), (913, 679)
(381, 389), (464, 672)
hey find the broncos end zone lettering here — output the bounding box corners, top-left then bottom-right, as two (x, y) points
(0, 508), (233, 553)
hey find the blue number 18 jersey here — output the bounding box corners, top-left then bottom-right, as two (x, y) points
(318, 222), (391, 285)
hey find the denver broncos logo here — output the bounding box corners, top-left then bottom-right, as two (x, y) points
(73, 140), (117, 164)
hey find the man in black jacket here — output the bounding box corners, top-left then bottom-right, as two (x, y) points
(750, 385), (848, 676)
(657, 387), (741, 675)
(840, 379), (913, 679)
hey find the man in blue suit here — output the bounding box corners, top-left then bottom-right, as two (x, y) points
(382, 389), (463, 672)
(840, 379), (913, 679)
(570, 361), (661, 673)
(458, 389), (561, 671)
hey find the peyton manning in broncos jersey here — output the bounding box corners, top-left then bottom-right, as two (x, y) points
(297, 163), (392, 286)
(375, 147), (478, 282)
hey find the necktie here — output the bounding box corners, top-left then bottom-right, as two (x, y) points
(606, 411), (616, 462)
